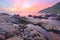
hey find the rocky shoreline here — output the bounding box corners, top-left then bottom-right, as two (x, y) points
(0, 13), (60, 40)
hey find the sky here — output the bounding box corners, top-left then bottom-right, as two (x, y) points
(0, 0), (60, 16)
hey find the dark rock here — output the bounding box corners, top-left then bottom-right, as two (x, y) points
(33, 16), (43, 19)
(50, 29), (60, 34)
(37, 22), (43, 26)
(28, 15), (32, 17)
(49, 14), (57, 17)
(0, 38), (5, 40)
(56, 15), (60, 20)
(43, 14), (49, 19)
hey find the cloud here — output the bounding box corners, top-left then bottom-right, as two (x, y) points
(0, 0), (60, 13)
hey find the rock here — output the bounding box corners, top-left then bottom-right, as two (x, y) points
(26, 17), (41, 24)
(43, 14), (49, 19)
(7, 36), (23, 40)
(0, 33), (5, 40)
(24, 24), (52, 40)
(0, 13), (24, 39)
(33, 16), (43, 19)
(42, 22), (60, 31)
(49, 17), (56, 20)
(56, 15), (60, 20)
(0, 13), (19, 24)
(13, 15), (21, 24)
(50, 14), (57, 17)
(24, 27), (49, 40)
(43, 14), (57, 19)
(28, 15), (32, 17)
(0, 24), (20, 39)
(0, 13), (60, 40)
(49, 32), (60, 40)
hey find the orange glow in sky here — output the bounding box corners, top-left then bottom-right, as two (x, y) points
(5, 4), (53, 13)
(0, 0), (59, 16)
(10, 0), (53, 13)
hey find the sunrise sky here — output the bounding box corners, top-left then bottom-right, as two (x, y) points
(0, 0), (60, 16)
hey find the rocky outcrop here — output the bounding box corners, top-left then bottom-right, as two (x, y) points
(0, 13), (60, 40)
(42, 22), (60, 32)
(24, 24), (52, 40)
(0, 13), (24, 40)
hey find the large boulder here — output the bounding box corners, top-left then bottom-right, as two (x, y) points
(0, 13), (19, 24)
(0, 13), (23, 40)
(24, 29), (47, 40)
(24, 24), (52, 40)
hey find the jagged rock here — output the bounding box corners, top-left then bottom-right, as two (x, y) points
(0, 13), (24, 39)
(0, 13), (19, 24)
